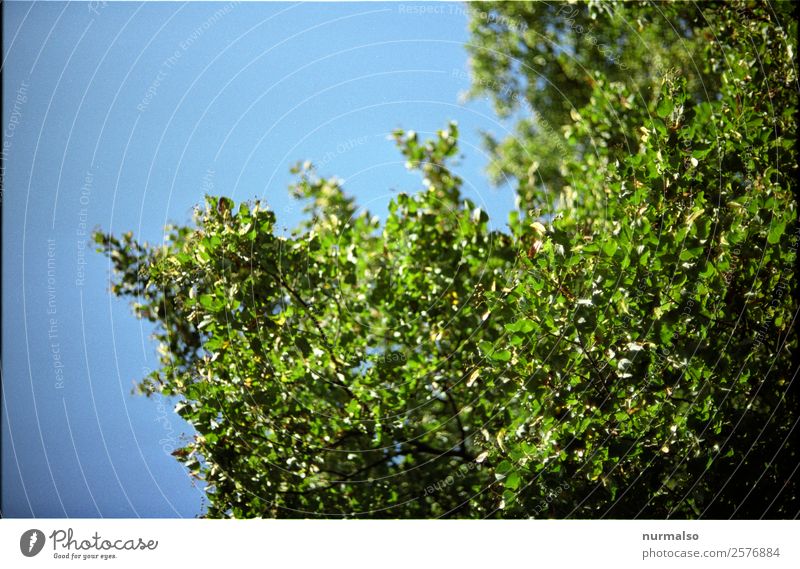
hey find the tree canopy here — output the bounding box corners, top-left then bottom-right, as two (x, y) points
(97, 1), (798, 518)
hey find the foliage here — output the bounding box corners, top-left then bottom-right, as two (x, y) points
(97, 0), (797, 518)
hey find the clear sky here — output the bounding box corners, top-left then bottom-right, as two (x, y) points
(2, 1), (518, 517)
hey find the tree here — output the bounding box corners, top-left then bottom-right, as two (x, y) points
(97, 0), (797, 518)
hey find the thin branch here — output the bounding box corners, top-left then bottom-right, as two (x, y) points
(406, 439), (473, 461)
(261, 266), (354, 397)
(444, 389), (469, 454)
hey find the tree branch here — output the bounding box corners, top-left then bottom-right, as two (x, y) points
(406, 439), (473, 461)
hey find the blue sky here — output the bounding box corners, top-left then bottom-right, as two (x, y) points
(2, 1), (518, 517)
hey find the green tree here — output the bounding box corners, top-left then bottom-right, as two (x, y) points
(97, 1), (797, 518)
(465, 0), (798, 518)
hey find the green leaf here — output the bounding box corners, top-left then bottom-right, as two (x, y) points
(768, 221), (785, 244)
(506, 319), (535, 334)
(495, 460), (513, 476)
(602, 240), (618, 257)
(679, 247), (703, 261)
(699, 263), (715, 279)
(505, 472), (522, 490)
(491, 350), (512, 362)
(294, 335), (312, 357)
(656, 98), (673, 118)
(345, 399), (361, 418)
